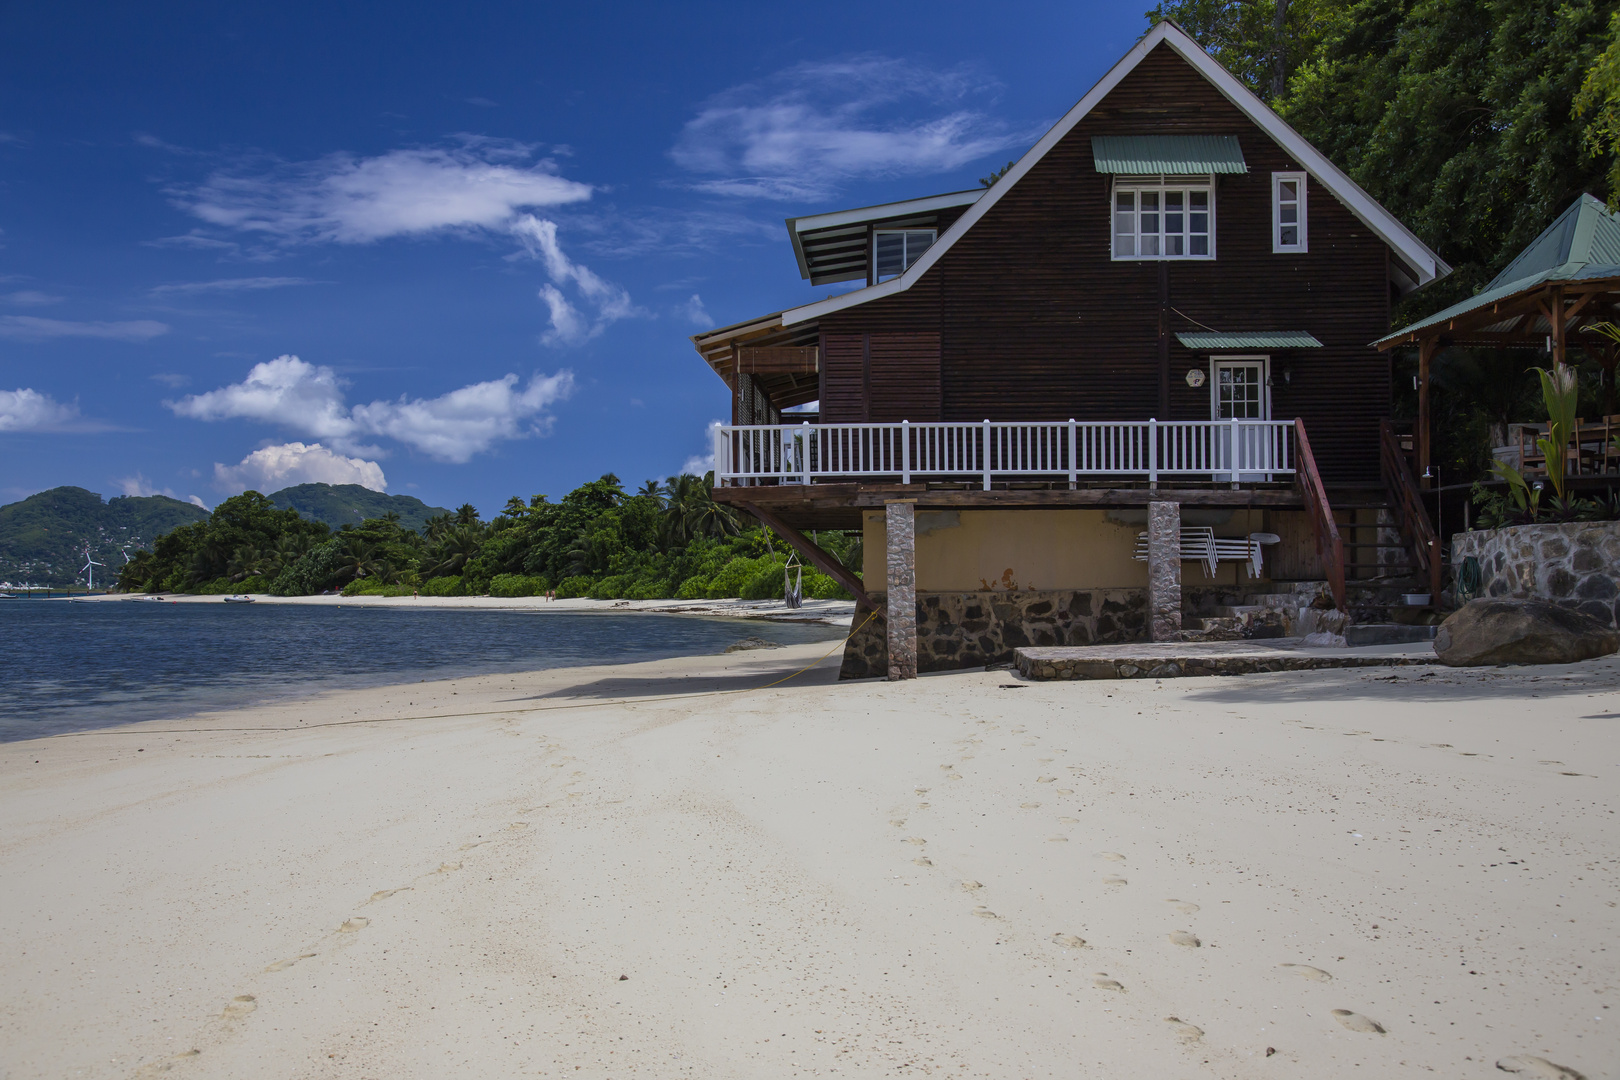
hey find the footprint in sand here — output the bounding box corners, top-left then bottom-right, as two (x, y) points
(1094, 974), (1125, 991)
(1052, 933), (1086, 948)
(1280, 963), (1332, 982)
(221, 995), (257, 1020)
(905, 836), (928, 846)
(459, 840), (491, 851)
(890, 819), (907, 828)
(1059, 816), (1080, 824)
(1167, 899), (1200, 914)
(1103, 877), (1128, 886)
(972, 906), (998, 919)
(1168, 931), (1201, 948)
(917, 802), (931, 809)
(1048, 836), (1070, 843)
(913, 857), (933, 867)
(264, 953), (316, 973)
(1036, 776), (1056, 783)
(339, 917), (369, 933)
(368, 888), (411, 903)
(1021, 802), (1041, 808)
(1056, 788), (1075, 795)
(1099, 852), (1126, 862)
(915, 787), (929, 795)
(134, 1049), (201, 1076)
(1495, 1056), (1588, 1079)
(961, 881), (983, 891)
(436, 862), (462, 873)
(1331, 1009), (1385, 1033)
(1164, 1016), (1204, 1042)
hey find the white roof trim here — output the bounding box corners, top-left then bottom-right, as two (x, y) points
(787, 190), (983, 235)
(782, 20), (1449, 327)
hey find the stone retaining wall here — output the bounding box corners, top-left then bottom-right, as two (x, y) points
(1452, 521), (1620, 628)
(840, 589), (1147, 679)
(1014, 649), (1424, 680)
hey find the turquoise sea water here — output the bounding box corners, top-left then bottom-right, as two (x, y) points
(0, 601), (841, 741)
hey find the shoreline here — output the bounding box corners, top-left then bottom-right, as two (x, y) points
(54, 591), (858, 625)
(1, 648), (1616, 1077)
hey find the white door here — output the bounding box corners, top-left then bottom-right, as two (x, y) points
(1211, 357), (1270, 482)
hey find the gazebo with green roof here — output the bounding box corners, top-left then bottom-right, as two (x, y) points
(1377, 193), (1620, 485)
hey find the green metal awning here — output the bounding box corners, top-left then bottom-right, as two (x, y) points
(1091, 135), (1248, 175)
(1175, 331), (1323, 350)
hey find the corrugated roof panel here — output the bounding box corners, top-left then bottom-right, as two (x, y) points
(1175, 331), (1323, 350)
(1092, 135), (1247, 175)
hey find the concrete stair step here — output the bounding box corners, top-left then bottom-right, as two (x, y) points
(1344, 624), (1439, 646)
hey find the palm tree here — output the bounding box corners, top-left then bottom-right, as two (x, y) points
(455, 503), (481, 525)
(423, 525), (483, 578)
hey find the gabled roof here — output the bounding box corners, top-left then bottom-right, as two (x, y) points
(786, 190), (983, 286)
(1375, 194), (1620, 348)
(1176, 331), (1322, 350)
(780, 20), (1450, 328)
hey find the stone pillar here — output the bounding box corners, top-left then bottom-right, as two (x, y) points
(885, 501), (918, 680)
(1147, 500), (1182, 641)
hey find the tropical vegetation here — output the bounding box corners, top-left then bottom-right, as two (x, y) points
(117, 473), (859, 601)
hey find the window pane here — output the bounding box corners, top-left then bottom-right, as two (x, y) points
(1166, 211), (1183, 233)
(1142, 235), (1159, 256)
(1280, 225), (1298, 246)
(1190, 190), (1208, 209)
(874, 232), (905, 277)
(1116, 191), (1135, 211)
(1115, 232), (1135, 257)
(1190, 234), (1209, 256)
(901, 230), (935, 270)
(1141, 213), (1158, 234)
(1190, 212), (1208, 232)
(1279, 180), (1297, 200)
(1166, 234), (1184, 256)
(1141, 192), (1159, 211)
(1280, 205), (1297, 224)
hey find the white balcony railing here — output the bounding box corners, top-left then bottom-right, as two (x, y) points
(713, 419), (1297, 488)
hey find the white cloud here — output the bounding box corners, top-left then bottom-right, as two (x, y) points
(679, 419), (725, 476)
(2, 290), (63, 305)
(188, 495), (207, 508)
(214, 442), (387, 494)
(680, 294), (713, 327)
(0, 316), (168, 341)
(176, 141), (592, 244)
(150, 372), (191, 388)
(170, 354), (575, 464)
(511, 214), (640, 344)
(671, 56), (1030, 200)
(0, 388), (85, 432)
(149, 276), (322, 296)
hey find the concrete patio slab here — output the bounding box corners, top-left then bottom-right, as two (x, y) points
(1014, 639), (1435, 680)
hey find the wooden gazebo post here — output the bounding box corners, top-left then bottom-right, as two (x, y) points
(1416, 336), (1437, 487)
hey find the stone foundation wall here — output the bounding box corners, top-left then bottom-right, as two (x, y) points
(1452, 521), (1620, 628)
(840, 589), (1148, 679)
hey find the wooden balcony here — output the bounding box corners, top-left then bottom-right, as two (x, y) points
(714, 418), (1300, 490)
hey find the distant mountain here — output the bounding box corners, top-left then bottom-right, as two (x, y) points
(0, 486), (210, 588)
(266, 484), (452, 532)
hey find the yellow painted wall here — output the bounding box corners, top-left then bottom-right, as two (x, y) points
(862, 508), (1271, 591)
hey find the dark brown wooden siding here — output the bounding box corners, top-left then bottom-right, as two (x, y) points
(820, 333), (867, 421)
(818, 42), (1394, 483)
(868, 333), (942, 421)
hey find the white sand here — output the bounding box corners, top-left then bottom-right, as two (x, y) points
(2, 644), (1617, 1079)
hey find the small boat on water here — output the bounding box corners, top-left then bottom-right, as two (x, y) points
(222, 595), (257, 604)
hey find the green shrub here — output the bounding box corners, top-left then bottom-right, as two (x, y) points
(589, 574), (632, 599)
(705, 555), (776, 599)
(805, 571), (851, 600)
(489, 573), (547, 597)
(740, 560), (789, 601)
(555, 575), (593, 598)
(234, 575), (270, 594)
(341, 580), (416, 597)
(675, 575), (710, 599)
(195, 577), (235, 595)
(626, 578), (672, 600)
(420, 575), (465, 597)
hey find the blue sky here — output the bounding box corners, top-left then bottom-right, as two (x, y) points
(0, 1), (1146, 513)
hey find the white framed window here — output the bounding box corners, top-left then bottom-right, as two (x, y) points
(1272, 172), (1307, 253)
(873, 229), (936, 281)
(1111, 175), (1214, 260)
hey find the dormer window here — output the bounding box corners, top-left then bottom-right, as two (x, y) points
(1273, 172), (1307, 252)
(1111, 175), (1214, 260)
(873, 229), (936, 281)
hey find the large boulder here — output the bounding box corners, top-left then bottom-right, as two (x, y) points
(1434, 598), (1620, 666)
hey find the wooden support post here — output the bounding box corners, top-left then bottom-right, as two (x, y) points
(1417, 336), (1437, 490)
(738, 502), (872, 610)
(885, 501), (917, 680)
(1146, 501), (1183, 641)
(1551, 285), (1567, 369)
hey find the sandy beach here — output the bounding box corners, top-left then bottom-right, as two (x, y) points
(2, 642), (1617, 1079)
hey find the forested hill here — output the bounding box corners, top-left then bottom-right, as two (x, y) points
(0, 487), (209, 587)
(268, 484), (451, 532)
